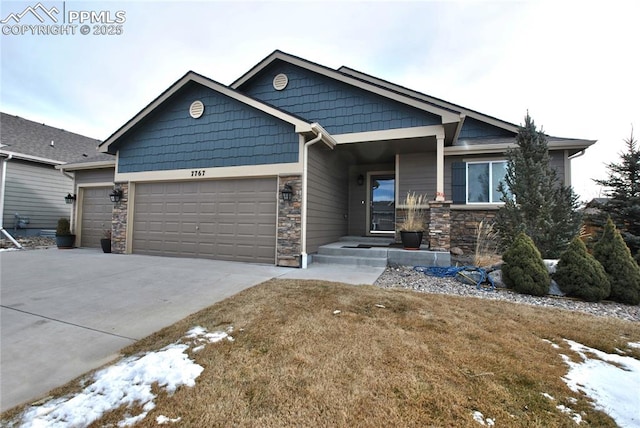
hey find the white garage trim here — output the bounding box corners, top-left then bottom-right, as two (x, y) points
(115, 162), (303, 183)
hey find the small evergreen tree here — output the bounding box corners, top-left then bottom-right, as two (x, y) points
(502, 232), (550, 296)
(554, 237), (610, 302)
(495, 113), (582, 258)
(593, 218), (640, 305)
(591, 128), (640, 255)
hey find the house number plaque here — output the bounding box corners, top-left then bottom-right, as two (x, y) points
(190, 170), (206, 177)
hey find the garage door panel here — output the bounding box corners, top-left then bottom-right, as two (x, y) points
(133, 178), (276, 263)
(80, 187), (113, 248)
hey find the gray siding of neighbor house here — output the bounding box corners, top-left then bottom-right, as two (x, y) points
(398, 153), (437, 201)
(115, 82), (299, 173)
(75, 168), (115, 185)
(239, 61), (441, 135)
(2, 160), (72, 230)
(306, 144), (349, 253)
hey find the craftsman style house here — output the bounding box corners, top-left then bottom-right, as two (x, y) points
(64, 50), (594, 267)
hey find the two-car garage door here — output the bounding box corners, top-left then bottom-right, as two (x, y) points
(132, 178), (277, 264)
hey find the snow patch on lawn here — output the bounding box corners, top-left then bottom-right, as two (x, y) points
(560, 339), (640, 428)
(472, 410), (495, 426)
(12, 326), (231, 427)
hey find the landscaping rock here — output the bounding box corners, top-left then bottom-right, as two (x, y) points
(375, 266), (639, 322)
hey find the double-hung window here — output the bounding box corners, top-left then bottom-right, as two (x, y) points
(466, 161), (507, 204)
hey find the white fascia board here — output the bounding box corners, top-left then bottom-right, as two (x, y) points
(0, 149), (63, 165)
(310, 122), (337, 148)
(100, 72), (311, 153)
(445, 139), (596, 156)
(115, 162), (303, 183)
(334, 125), (444, 145)
(56, 160), (116, 171)
(232, 52), (460, 125)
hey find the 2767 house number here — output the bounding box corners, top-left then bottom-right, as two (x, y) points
(191, 170), (206, 177)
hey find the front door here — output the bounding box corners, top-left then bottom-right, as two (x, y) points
(369, 173), (395, 234)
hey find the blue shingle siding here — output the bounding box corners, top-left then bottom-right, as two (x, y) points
(458, 117), (515, 140)
(239, 61), (441, 135)
(116, 82), (299, 173)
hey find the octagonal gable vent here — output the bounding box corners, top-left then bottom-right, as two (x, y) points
(273, 73), (288, 91)
(189, 100), (205, 119)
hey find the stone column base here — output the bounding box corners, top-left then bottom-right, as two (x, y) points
(428, 200), (451, 251)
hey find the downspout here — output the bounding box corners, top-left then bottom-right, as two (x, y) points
(0, 154), (23, 249)
(300, 132), (324, 268)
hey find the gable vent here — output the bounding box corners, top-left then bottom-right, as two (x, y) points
(273, 73), (288, 91)
(189, 100), (205, 119)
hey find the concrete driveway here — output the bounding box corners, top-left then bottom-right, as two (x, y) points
(0, 248), (384, 412)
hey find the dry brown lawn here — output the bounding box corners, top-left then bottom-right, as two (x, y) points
(3, 279), (640, 427)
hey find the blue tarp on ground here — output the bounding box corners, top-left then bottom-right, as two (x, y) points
(414, 266), (495, 291)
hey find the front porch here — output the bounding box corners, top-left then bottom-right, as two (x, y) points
(311, 236), (451, 268)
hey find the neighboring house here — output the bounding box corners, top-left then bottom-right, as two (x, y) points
(73, 50), (594, 266)
(0, 112), (107, 237)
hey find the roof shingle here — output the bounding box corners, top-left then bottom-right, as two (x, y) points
(0, 112), (111, 164)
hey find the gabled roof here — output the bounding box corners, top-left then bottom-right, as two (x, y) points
(230, 50), (462, 125)
(0, 112), (102, 165)
(336, 65), (519, 134)
(99, 71), (314, 154)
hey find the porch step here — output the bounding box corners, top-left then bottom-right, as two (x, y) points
(312, 253), (388, 267)
(312, 236), (452, 268)
(312, 237), (391, 267)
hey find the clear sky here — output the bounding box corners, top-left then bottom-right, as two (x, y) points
(1, 0), (638, 201)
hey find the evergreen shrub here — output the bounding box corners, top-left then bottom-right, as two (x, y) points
(593, 218), (640, 305)
(501, 232), (550, 296)
(554, 237), (610, 302)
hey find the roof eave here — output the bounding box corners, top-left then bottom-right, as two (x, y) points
(56, 159), (116, 171)
(0, 149), (64, 165)
(99, 69), (312, 154)
(230, 51), (462, 125)
(444, 139), (597, 156)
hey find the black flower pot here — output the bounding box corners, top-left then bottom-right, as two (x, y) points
(100, 238), (112, 253)
(400, 231), (423, 250)
(55, 234), (75, 249)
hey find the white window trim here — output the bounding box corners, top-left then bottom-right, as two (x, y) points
(466, 160), (507, 205)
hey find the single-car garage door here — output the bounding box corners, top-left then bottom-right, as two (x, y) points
(80, 186), (113, 247)
(133, 178), (277, 263)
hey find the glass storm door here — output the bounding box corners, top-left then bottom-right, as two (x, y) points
(369, 174), (395, 233)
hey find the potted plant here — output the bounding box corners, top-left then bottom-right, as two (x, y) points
(101, 229), (112, 253)
(397, 192), (427, 250)
(55, 217), (75, 249)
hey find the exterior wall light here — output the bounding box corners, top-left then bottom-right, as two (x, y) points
(64, 193), (76, 204)
(109, 188), (123, 204)
(357, 174), (364, 186)
(281, 184), (294, 201)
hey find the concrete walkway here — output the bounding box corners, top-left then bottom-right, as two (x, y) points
(0, 248), (384, 412)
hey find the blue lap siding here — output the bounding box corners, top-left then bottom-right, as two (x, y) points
(238, 60), (441, 135)
(115, 82), (299, 173)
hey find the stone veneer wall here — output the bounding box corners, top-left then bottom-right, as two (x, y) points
(450, 209), (498, 255)
(394, 202), (452, 251)
(277, 175), (302, 267)
(111, 183), (128, 254)
(428, 201), (451, 251)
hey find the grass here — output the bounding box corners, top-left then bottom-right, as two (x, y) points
(474, 220), (502, 267)
(3, 279), (640, 427)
